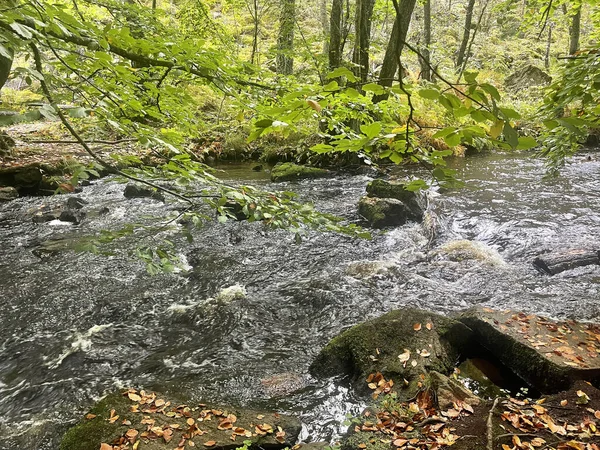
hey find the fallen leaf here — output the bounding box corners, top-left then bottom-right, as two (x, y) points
(100, 444), (113, 450)
(85, 414), (96, 420)
(155, 399), (165, 407)
(561, 399), (568, 406)
(128, 392), (142, 402)
(187, 418), (196, 426)
(425, 323), (432, 330)
(204, 441), (216, 447)
(398, 349), (411, 364)
(413, 323), (422, 331)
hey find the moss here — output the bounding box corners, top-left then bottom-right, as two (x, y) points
(270, 162), (329, 182)
(366, 179), (416, 204)
(60, 392), (135, 450)
(341, 431), (392, 450)
(310, 309), (473, 396)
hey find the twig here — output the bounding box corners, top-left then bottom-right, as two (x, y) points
(487, 397), (500, 450)
(30, 42), (195, 206)
(24, 139), (137, 144)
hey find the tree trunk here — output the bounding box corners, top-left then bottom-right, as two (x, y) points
(329, 0), (343, 69)
(277, 0), (296, 74)
(375, 0), (418, 96)
(569, 6), (581, 55)
(320, 0), (330, 56)
(545, 22), (552, 69)
(352, 0), (375, 81)
(250, 0), (259, 64)
(420, 0), (432, 81)
(456, 0), (475, 69)
(533, 249), (600, 275)
(0, 50), (13, 92)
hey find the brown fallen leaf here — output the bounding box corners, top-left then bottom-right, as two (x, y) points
(561, 399), (568, 406)
(204, 441), (216, 447)
(100, 444), (113, 450)
(128, 392), (142, 402)
(425, 323), (433, 330)
(85, 414), (96, 420)
(187, 418), (196, 426)
(413, 323), (422, 331)
(155, 399), (165, 407)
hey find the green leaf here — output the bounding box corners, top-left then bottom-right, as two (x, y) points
(499, 107), (521, 120)
(360, 122), (382, 139)
(464, 71), (479, 84)
(503, 122), (519, 148)
(432, 127), (457, 139)
(480, 83), (501, 101)
(255, 118), (273, 128)
(444, 132), (461, 147)
(326, 67), (357, 82)
(362, 83), (385, 95)
(389, 151), (403, 164)
(418, 89), (440, 100)
(516, 136), (537, 149)
(323, 80), (339, 91)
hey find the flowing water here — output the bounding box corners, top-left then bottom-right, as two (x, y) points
(1, 150), (600, 449)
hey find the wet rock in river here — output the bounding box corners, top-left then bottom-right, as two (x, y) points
(457, 306), (600, 393)
(358, 197), (419, 228)
(59, 209), (86, 224)
(260, 372), (309, 397)
(66, 196), (88, 210)
(310, 308), (473, 399)
(433, 240), (506, 266)
(270, 162), (330, 182)
(123, 183), (165, 202)
(60, 390), (302, 450)
(365, 179), (423, 220)
(0, 186), (18, 201)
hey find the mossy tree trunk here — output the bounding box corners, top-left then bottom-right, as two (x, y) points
(420, 0), (432, 81)
(329, 0), (343, 69)
(456, 0), (475, 68)
(374, 0), (417, 100)
(569, 5), (581, 55)
(276, 0), (296, 75)
(352, 0), (375, 81)
(0, 51), (12, 92)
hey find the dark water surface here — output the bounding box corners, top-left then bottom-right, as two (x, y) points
(1, 151), (599, 449)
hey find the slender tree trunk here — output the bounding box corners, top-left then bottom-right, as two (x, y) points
(329, 0), (343, 69)
(456, 0), (475, 68)
(276, 0), (296, 74)
(376, 0), (418, 94)
(569, 6), (581, 55)
(320, 0), (330, 55)
(420, 0), (432, 81)
(250, 0), (259, 64)
(545, 22), (552, 69)
(352, 0), (375, 81)
(0, 51), (13, 92)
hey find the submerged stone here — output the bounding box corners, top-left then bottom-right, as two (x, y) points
(60, 390), (301, 450)
(458, 307), (600, 393)
(310, 308), (472, 397)
(270, 163), (329, 182)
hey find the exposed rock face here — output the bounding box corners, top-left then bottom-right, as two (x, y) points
(429, 371), (480, 410)
(123, 183), (165, 201)
(61, 390), (302, 450)
(505, 65), (552, 90)
(457, 307), (600, 393)
(270, 163), (329, 182)
(310, 308), (473, 398)
(0, 186), (17, 201)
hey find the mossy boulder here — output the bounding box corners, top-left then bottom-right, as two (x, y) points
(365, 179), (423, 219)
(61, 390), (302, 450)
(123, 183), (165, 202)
(457, 307), (600, 393)
(505, 65), (552, 90)
(270, 163), (329, 182)
(0, 186), (17, 201)
(358, 197), (418, 228)
(310, 308), (473, 397)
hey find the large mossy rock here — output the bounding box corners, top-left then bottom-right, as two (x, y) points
(270, 163), (329, 182)
(358, 197), (419, 228)
(365, 179), (423, 220)
(61, 390), (302, 450)
(505, 65), (552, 90)
(458, 307), (600, 393)
(310, 309), (473, 397)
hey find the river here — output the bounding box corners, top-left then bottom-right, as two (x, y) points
(0, 150), (599, 449)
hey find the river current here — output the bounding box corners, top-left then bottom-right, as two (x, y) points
(0, 151), (599, 449)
